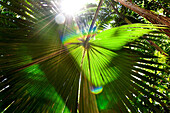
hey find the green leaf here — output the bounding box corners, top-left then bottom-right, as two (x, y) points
(90, 24), (155, 50)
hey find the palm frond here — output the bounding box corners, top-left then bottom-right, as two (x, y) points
(0, 0), (169, 113)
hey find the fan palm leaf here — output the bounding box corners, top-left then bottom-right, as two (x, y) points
(0, 0), (169, 113)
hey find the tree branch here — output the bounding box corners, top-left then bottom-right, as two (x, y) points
(85, 0), (104, 43)
(110, 0), (169, 57)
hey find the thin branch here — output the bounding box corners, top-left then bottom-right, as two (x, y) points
(146, 38), (169, 57)
(109, 0), (132, 24)
(85, 0), (104, 44)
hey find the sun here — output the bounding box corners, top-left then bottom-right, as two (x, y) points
(60, 0), (98, 15)
(52, 0), (98, 24)
(60, 0), (84, 15)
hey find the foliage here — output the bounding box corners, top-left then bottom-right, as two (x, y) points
(0, 0), (169, 113)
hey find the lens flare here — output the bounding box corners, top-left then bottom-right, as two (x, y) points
(55, 13), (65, 24)
(61, 32), (97, 46)
(90, 86), (103, 94)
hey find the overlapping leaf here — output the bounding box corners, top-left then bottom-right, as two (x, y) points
(0, 0), (169, 113)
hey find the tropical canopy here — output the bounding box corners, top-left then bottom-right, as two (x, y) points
(0, 0), (169, 113)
